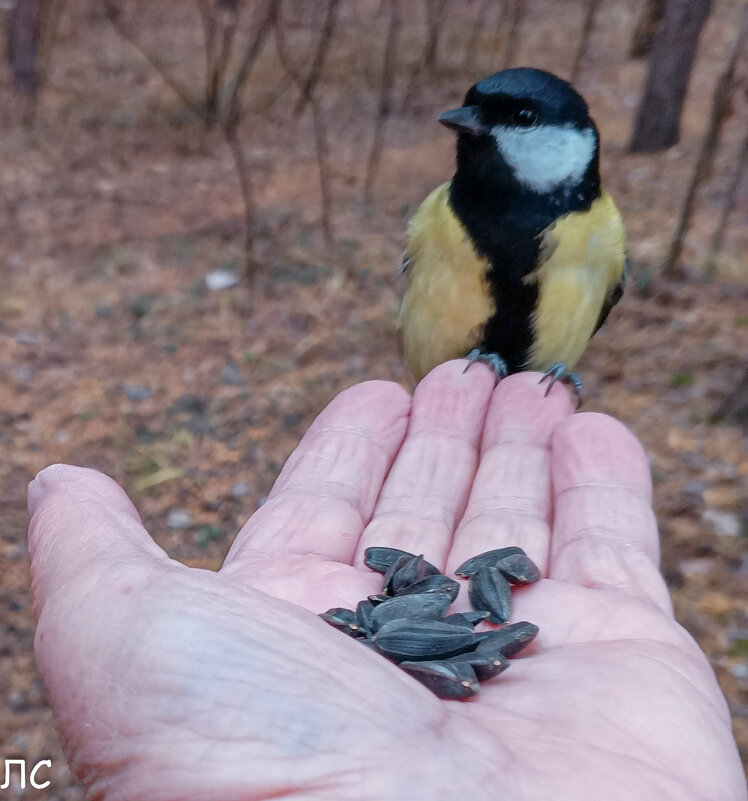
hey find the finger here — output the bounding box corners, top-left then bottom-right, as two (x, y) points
(355, 360), (496, 568)
(548, 413), (671, 611)
(223, 381), (411, 570)
(447, 372), (575, 574)
(27, 464), (170, 612)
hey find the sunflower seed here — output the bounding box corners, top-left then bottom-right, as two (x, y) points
(396, 573), (460, 601)
(399, 660), (479, 699)
(495, 553), (542, 584)
(469, 566), (512, 624)
(372, 619), (475, 661)
(475, 621), (539, 658)
(356, 599), (377, 635)
(447, 650), (510, 680)
(382, 554), (412, 595)
(455, 547), (525, 577)
(390, 554), (441, 594)
(364, 546), (416, 574)
(367, 593), (390, 605)
(319, 608), (364, 638)
(443, 610), (491, 627)
(370, 592), (452, 631)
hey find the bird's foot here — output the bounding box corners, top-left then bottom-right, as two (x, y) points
(539, 363), (583, 407)
(463, 349), (509, 385)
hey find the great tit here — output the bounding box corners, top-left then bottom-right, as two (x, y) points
(399, 67), (626, 397)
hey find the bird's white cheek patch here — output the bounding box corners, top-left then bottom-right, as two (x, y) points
(491, 124), (596, 193)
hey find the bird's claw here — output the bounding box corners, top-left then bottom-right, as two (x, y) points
(463, 349), (509, 385)
(539, 363), (583, 407)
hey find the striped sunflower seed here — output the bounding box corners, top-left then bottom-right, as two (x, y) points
(390, 554), (441, 594)
(475, 621), (539, 658)
(319, 607), (364, 638)
(370, 592), (452, 632)
(455, 547), (525, 578)
(356, 599), (377, 636)
(364, 546), (416, 574)
(399, 660), (479, 699)
(382, 554), (412, 595)
(447, 650), (510, 681)
(468, 566), (512, 624)
(396, 573), (460, 601)
(372, 619), (475, 662)
(495, 553), (541, 584)
(442, 610), (490, 627)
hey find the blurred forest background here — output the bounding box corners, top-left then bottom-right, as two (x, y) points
(0, 0), (746, 795)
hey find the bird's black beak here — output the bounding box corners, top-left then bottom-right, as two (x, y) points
(437, 105), (486, 136)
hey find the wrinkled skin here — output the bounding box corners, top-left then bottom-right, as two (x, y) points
(27, 364), (745, 801)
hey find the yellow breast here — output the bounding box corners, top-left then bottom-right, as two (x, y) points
(399, 183), (495, 382)
(527, 191), (626, 371)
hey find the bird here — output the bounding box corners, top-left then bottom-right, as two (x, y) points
(398, 67), (626, 399)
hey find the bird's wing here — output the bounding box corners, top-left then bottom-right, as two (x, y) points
(592, 253), (629, 335)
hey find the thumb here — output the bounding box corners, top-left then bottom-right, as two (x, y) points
(27, 464), (170, 616)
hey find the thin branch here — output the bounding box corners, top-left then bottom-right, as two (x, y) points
(423, 0), (448, 74)
(629, 0), (665, 58)
(569, 0), (601, 84)
(488, 0), (507, 72)
(37, 0), (65, 88)
(218, 0), (276, 275)
(500, 0), (524, 70)
(208, 1), (244, 122)
(705, 127), (748, 279)
(222, 0), (276, 133)
(463, 0), (492, 74)
(275, 0), (334, 244)
(401, 0), (451, 108)
(364, 0), (401, 201)
(663, 3), (746, 277)
(102, 0), (202, 116)
(223, 126), (257, 270)
(293, 0), (340, 117)
(194, 0), (217, 121)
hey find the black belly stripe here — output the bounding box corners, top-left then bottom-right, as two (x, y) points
(448, 150), (600, 374)
(480, 279), (538, 373)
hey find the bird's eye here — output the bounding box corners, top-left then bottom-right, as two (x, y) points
(513, 108), (538, 127)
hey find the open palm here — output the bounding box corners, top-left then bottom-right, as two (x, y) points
(28, 364), (744, 801)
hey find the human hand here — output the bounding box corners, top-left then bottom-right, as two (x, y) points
(27, 363), (745, 801)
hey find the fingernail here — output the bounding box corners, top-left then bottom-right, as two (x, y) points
(27, 464), (66, 517)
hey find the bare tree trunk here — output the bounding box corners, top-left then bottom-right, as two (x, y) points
(7, 0), (39, 95)
(364, 0), (400, 201)
(705, 128), (747, 280)
(569, 0), (601, 84)
(629, 0), (665, 58)
(629, 0), (711, 152)
(662, 3), (746, 277)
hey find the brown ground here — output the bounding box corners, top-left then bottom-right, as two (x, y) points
(0, 1), (746, 797)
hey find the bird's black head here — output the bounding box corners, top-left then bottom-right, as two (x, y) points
(441, 68), (600, 206)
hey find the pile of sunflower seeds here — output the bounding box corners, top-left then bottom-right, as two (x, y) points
(319, 546), (540, 699)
